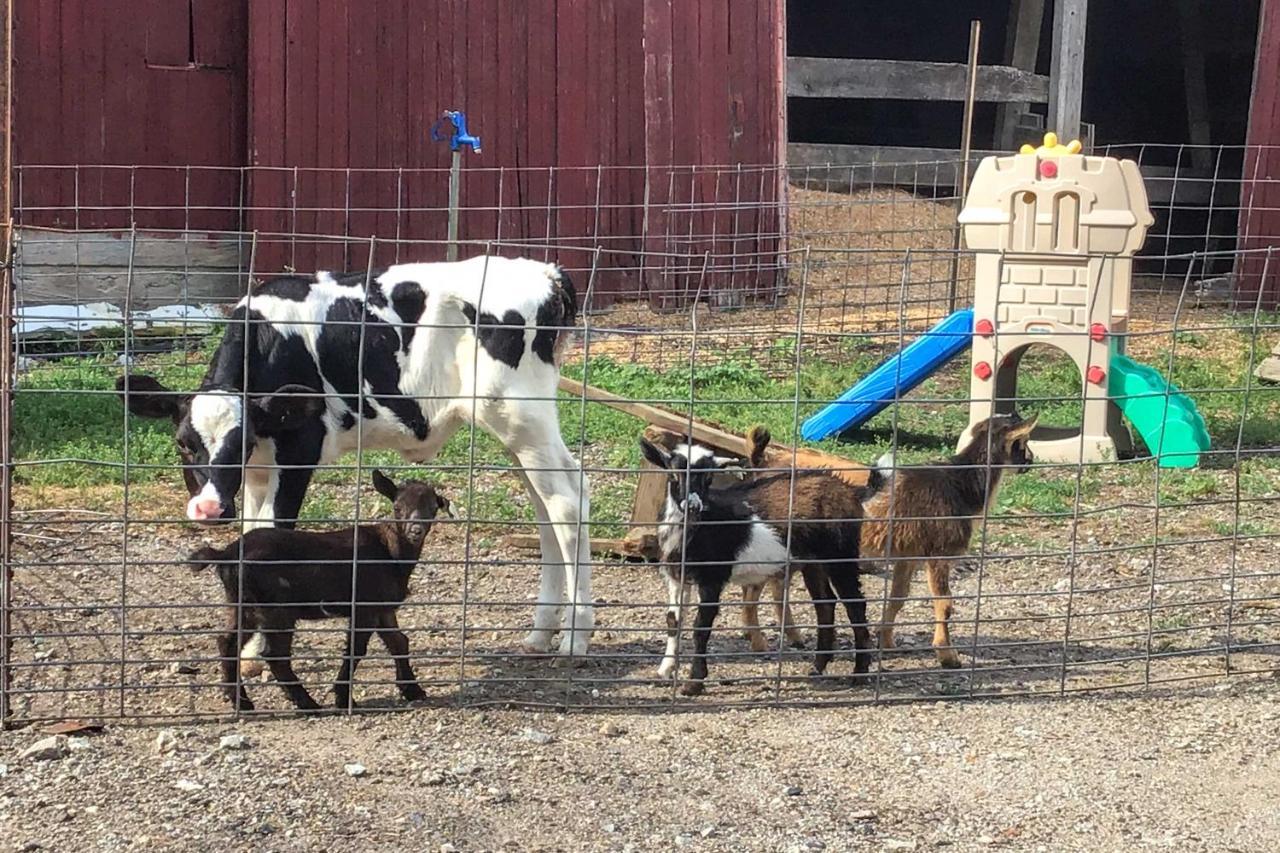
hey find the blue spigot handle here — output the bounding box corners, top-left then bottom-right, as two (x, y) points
(430, 110), (481, 154)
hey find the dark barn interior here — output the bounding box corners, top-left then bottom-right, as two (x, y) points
(787, 0), (1262, 151)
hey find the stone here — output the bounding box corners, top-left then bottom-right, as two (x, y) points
(599, 722), (624, 738)
(219, 734), (251, 751)
(884, 841), (918, 851)
(174, 779), (204, 793)
(168, 662), (199, 676)
(344, 763), (367, 777)
(20, 737), (67, 762)
(423, 771), (448, 786)
(1256, 341), (1280, 384)
(66, 737), (93, 753)
(784, 785), (803, 797)
(154, 731), (177, 754)
(519, 728), (555, 745)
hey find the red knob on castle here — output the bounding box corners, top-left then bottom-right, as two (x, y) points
(1040, 160), (1059, 179)
(974, 361), (993, 380)
(975, 318), (995, 337)
(1087, 365), (1106, 385)
(1090, 323), (1107, 342)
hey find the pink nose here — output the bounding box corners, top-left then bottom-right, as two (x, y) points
(188, 498), (223, 521)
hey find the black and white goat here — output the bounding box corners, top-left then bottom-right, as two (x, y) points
(639, 438), (874, 695)
(120, 256), (593, 667)
(188, 470), (450, 712)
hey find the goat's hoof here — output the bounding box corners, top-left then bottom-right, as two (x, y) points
(401, 685), (428, 703)
(239, 659), (266, 679)
(937, 654), (963, 670)
(229, 698), (255, 713)
(784, 637), (807, 650)
(747, 638), (769, 654)
(678, 681), (705, 697)
(656, 661), (676, 680)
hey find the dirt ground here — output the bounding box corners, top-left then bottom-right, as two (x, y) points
(3, 680), (1280, 852)
(3, 184), (1276, 849)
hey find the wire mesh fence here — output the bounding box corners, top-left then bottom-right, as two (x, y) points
(2, 156), (1279, 725)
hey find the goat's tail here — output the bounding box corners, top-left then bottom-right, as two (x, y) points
(864, 451), (896, 497)
(745, 424), (771, 471)
(187, 544), (229, 573)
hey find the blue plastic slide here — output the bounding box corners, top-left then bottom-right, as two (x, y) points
(801, 309), (975, 441)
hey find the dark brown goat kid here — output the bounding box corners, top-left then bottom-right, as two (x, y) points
(862, 413), (1038, 668)
(188, 470), (451, 712)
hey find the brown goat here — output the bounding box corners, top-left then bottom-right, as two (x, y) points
(738, 426), (805, 652)
(861, 414), (1038, 668)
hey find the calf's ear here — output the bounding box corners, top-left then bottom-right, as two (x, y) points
(250, 384), (324, 434)
(116, 374), (188, 422)
(638, 437), (671, 469)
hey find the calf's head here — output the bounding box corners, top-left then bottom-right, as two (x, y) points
(639, 437), (744, 516)
(371, 469), (452, 549)
(117, 374), (323, 523)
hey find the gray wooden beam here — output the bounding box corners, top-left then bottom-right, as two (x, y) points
(1049, 0), (1088, 141)
(1177, 0), (1214, 171)
(997, 0), (1048, 150)
(787, 57), (1049, 103)
(786, 143), (1216, 206)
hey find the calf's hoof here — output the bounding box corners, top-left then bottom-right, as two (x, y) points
(747, 635), (769, 654)
(678, 680), (705, 697)
(519, 630), (555, 656)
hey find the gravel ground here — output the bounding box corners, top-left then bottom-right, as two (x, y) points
(3, 678), (1280, 852)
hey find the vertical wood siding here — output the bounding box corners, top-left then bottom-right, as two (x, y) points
(12, 0), (784, 305)
(1239, 0), (1280, 309)
(244, 0), (785, 305)
(12, 0), (248, 231)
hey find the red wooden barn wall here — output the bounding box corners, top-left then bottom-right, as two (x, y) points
(1238, 0), (1280, 310)
(12, 0), (248, 231)
(244, 0), (785, 306)
(10, 0), (784, 307)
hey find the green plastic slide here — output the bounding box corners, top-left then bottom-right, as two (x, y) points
(1108, 354), (1210, 468)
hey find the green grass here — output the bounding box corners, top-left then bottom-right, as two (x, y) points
(11, 318), (1280, 528)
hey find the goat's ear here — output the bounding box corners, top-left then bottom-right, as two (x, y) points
(250, 384), (324, 434)
(116, 374), (188, 422)
(437, 493), (454, 519)
(371, 469), (399, 502)
(1006, 414), (1039, 441)
(638, 437), (671, 469)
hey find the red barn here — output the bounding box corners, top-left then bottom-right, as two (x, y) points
(9, 0), (786, 307)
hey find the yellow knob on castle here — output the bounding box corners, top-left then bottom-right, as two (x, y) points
(1019, 132), (1084, 156)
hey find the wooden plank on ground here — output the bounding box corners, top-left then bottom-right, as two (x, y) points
(559, 376), (869, 484)
(500, 534), (647, 559)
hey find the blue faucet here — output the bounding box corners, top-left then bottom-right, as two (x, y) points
(431, 110), (481, 154)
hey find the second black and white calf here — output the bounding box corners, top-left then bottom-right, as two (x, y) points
(120, 256), (593, 659)
(639, 438), (873, 695)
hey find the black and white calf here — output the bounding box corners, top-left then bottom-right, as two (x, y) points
(119, 256), (593, 659)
